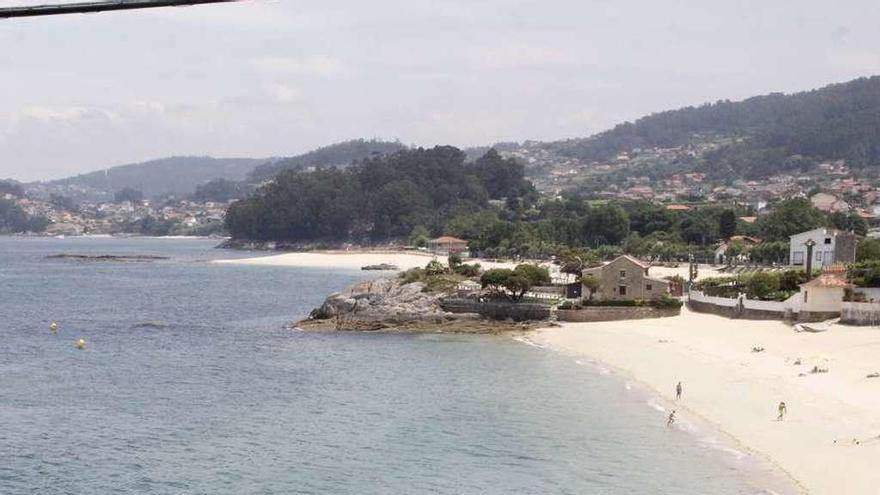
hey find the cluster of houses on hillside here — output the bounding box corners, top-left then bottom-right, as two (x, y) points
(6, 192), (231, 236)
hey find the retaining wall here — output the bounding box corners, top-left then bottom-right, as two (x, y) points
(688, 290), (838, 322)
(841, 302), (880, 326)
(440, 299), (551, 322)
(557, 306), (680, 323)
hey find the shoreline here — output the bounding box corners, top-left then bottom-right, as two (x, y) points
(512, 332), (806, 495)
(527, 307), (880, 495)
(212, 249), (519, 271)
(212, 249), (725, 281)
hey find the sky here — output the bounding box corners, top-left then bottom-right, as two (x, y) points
(1, 0), (879, 181)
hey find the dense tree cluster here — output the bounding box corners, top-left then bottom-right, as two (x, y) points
(0, 180), (24, 197)
(114, 187), (144, 203)
(0, 199), (48, 233)
(227, 146), (530, 243)
(192, 178), (244, 202)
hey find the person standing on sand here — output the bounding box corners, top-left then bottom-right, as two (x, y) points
(675, 381), (682, 400)
(777, 401), (787, 421)
(667, 410), (676, 427)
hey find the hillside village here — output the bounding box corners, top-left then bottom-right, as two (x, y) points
(504, 141), (880, 225)
(1, 190), (231, 236)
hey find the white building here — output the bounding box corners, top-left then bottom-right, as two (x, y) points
(789, 228), (857, 269)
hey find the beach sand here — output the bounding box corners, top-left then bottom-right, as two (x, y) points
(216, 252), (724, 280)
(529, 307), (880, 495)
(213, 250), (518, 271)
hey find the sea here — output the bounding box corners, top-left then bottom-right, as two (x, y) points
(0, 237), (798, 494)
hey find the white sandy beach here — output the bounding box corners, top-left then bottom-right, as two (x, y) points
(215, 251), (724, 280)
(213, 250), (519, 271)
(529, 307), (880, 495)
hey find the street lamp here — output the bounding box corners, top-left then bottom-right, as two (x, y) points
(804, 238), (816, 279)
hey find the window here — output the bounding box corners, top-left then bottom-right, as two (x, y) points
(804, 290), (808, 303)
(618, 285), (627, 296)
(824, 237), (832, 244)
(816, 250), (822, 261)
(646, 283), (652, 291)
(619, 270), (626, 278)
(792, 251), (804, 265)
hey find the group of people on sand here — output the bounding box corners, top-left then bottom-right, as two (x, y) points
(666, 380), (787, 427)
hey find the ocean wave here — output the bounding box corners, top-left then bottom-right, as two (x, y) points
(511, 335), (543, 348)
(698, 435), (748, 460)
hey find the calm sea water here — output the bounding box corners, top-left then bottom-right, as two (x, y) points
(0, 237), (795, 494)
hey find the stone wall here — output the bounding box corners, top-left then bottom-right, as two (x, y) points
(687, 295), (837, 322)
(557, 306), (680, 323)
(440, 299), (551, 322)
(841, 302), (880, 326)
(687, 298), (739, 318)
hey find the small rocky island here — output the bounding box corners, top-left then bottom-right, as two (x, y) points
(296, 258), (551, 333)
(296, 276), (539, 333)
(46, 254), (170, 262)
(296, 255), (683, 333)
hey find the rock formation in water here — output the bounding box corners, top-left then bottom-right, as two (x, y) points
(298, 277), (533, 333)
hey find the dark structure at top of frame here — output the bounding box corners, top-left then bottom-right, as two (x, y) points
(0, 0), (240, 18)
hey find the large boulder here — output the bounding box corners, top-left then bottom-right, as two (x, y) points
(309, 278), (443, 320)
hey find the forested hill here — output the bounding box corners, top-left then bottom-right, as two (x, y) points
(547, 76), (880, 178)
(247, 139), (406, 182)
(226, 147), (533, 243)
(31, 156), (264, 201)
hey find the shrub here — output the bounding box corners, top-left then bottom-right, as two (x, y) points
(778, 270), (808, 292)
(423, 274), (466, 293)
(857, 238), (880, 262)
(400, 267), (426, 284)
(581, 274), (600, 300)
(503, 275), (531, 301)
(447, 252), (463, 268)
(744, 272), (779, 300)
(425, 259), (447, 276)
(513, 264), (551, 286)
(580, 299), (638, 307)
(653, 293), (683, 308)
(454, 262), (481, 277)
(481, 268), (515, 292)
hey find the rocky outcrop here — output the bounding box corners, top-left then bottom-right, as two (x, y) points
(361, 263), (398, 271)
(298, 277), (539, 333)
(309, 278), (446, 320)
(46, 254), (169, 262)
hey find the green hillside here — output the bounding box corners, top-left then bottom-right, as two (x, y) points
(547, 76), (880, 179)
(248, 139), (406, 182)
(30, 156), (264, 201)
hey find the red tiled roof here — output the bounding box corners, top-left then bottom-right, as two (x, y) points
(430, 236), (467, 244)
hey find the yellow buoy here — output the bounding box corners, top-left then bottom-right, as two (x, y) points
(50, 322), (59, 332)
(75, 338), (86, 350)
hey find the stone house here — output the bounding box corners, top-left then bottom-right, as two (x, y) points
(789, 228), (857, 269)
(581, 255), (670, 301)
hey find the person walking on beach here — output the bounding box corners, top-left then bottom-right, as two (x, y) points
(675, 381), (682, 400)
(667, 410), (676, 427)
(777, 401), (787, 421)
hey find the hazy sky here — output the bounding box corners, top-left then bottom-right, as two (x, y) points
(1, 0), (879, 181)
